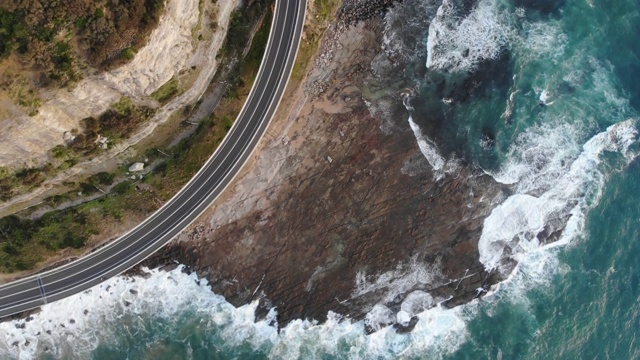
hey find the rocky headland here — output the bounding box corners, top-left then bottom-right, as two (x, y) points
(146, 0), (511, 332)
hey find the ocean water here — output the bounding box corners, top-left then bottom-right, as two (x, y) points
(2, 0), (640, 358)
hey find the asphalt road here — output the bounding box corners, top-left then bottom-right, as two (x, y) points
(0, 0), (306, 318)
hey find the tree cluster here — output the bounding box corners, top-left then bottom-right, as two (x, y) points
(0, 0), (165, 88)
(69, 97), (155, 154)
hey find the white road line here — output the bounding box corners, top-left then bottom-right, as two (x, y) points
(0, 1), (290, 293)
(42, 2), (294, 293)
(37, 276), (47, 305)
(0, 0), (307, 315)
(0, 1), (291, 301)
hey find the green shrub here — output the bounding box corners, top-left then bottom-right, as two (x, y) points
(112, 181), (132, 194)
(79, 182), (97, 195)
(151, 77), (180, 104)
(121, 47), (136, 60)
(91, 172), (114, 186)
(51, 145), (68, 158)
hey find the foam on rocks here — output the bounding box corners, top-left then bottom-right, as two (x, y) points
(0, 266), (475, 360)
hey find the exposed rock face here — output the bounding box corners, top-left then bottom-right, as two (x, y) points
(152, 3), (508, 329)
(0, 0), (240, 168)
(0, 0), (242, 218)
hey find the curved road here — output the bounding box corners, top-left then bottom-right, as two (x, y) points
(0, 0), (306, 318)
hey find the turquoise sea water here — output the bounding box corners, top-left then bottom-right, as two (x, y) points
(427, 0), (640, 358)
(2, 0), (640, 358)
(449, 157), (640, 360)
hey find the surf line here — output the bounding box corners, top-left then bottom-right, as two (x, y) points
(37, 276), (47, 305)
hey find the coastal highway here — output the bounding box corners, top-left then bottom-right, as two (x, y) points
(0, 0), (306, 318)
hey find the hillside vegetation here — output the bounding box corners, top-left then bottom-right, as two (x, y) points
(1, 0), (164, 85)
(0, 0), (276, 273)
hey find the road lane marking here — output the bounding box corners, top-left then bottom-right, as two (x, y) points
(0, 0), (307, 316)
(0, 1), (293, 303)
(37, 276), (47, 305)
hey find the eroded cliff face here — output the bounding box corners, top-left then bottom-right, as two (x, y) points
(163, 3), (508, 330)
(0, 0), (239, 168)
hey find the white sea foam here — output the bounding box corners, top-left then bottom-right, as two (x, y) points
(426, 0), (570, 73)
(0, 264), (473, 360)
(386, 0), (640, 355)
(517, 20), (568, 63)
(480, 119), (639, 271)
(589, 57), (630, 112)
(273, 305), (470, 360)
(491, 122), (583, 194)
(0, 266), (278, 360)
(408, 116), (446, 174)
(401, 290), (434, 316)
(353, 257), (445, 304)
(539, 88), (554, 105)
(426, 0), (514, 72)
(471, 5), (639, 271)
(365, 305), (396, 332)
(382, 0), (440, 63)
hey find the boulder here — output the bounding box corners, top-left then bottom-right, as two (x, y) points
(128, 162), (145, 172)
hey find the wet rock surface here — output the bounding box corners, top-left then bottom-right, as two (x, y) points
(143, 2), (507, 330)
(339, 0), (403, 25)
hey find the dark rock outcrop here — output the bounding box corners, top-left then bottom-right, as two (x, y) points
(142, 1), (508, 330)
(339, 0), (402, 25)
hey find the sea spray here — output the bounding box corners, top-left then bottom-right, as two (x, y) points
(480, 120), (639, 271)
(0, 265), (476, 360)
(426, 0), (514, 72)
(0, 266), (278, 359)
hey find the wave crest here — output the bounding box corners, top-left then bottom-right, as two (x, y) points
(426, 0), (514, 72)
(480, 119), (639, 271)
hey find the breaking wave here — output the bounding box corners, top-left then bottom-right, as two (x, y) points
(416, 0), (640, 353)
(408, 116), (446, 174)
(421, 0), (640, 276)
(0, 266), (472, 360)
(480, 120), (639, 271)
(426, 0), (514, 72)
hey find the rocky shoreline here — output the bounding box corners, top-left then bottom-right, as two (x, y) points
(138, 0), (511, 332)
(0, 0), (514, 333)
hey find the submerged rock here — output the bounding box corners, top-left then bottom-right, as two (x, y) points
(393, 315), (420, 333)
(481, 131), (495, 150)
